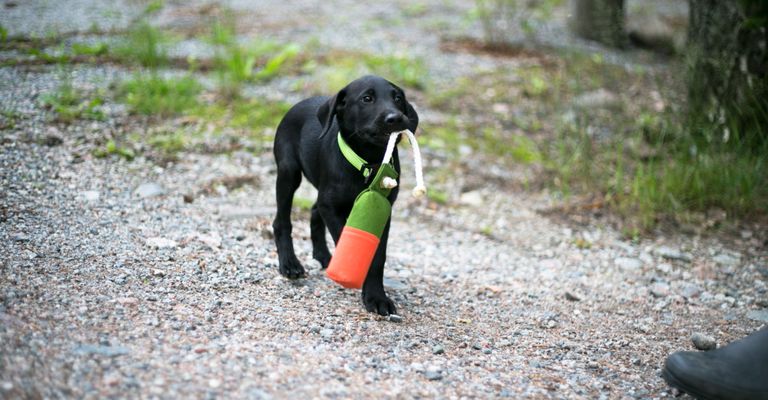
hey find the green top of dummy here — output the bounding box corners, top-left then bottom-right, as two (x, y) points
(344, 163), (398, 238)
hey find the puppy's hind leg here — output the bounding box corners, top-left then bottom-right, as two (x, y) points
(273, 156), (305, 279)
(310, 203), (331, 268)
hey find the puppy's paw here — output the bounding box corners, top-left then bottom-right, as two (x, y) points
(313, 251), (331, 269)
(278, 258), (306, 279)
(363, 291), (397, 316)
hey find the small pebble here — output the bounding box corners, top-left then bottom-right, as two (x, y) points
(691, 332), (717, 350)
(565, 291), (581, 301)
(424, 370), (443, 381)
(387, 314), (403, 323)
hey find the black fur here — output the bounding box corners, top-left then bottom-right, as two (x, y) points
(272, 75), (418, 315)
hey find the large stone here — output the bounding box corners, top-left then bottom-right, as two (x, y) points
(459, 190), (483, 207)
(384, 278), (407, 290)
(650, 282), (670, 298)
(655, 246), (692, 262)
(678, 283), (703, 299)
(145, 237), (178, 249)
(78, 190), (100, 202)
(713, 254), (740, 267)
(747, 309), (768, 323)
(135, 182), (165, 198)
(615, 257), (643, 270)
(196, 232), (222, 249)
(74, 344), (130, 357)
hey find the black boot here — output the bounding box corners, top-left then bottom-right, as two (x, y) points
(662, 327), (768, 400)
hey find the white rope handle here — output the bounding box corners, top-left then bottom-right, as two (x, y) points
(402, 129), (426, 198)
(379, 130), (426, 198)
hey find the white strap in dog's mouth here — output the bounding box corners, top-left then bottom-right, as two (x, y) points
(381, 130), (426, 197)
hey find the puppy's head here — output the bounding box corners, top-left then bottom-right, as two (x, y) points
(317, 75), (418, 145)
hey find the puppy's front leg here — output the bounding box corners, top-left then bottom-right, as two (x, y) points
(362, 220), (396, 316)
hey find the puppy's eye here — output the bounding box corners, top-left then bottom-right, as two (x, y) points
(394, 95), (403, 103)
(362, 95), (374, 103)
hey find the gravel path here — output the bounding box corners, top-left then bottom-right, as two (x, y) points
(2, 1), (767, 399)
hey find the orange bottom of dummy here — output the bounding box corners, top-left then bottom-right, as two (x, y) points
(326, 226), (380, 289)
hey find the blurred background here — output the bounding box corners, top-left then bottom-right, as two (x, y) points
(1, 0), (765, 234)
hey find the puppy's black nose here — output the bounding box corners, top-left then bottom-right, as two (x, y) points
(384, 112), (404, 125)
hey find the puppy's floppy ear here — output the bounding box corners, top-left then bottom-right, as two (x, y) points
(390, 81), (419, 134)
(316, 89), (346, 139)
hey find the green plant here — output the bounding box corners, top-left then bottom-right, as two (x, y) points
(207, 11), (302, 97)
(428, 189), (449, 205)
(255, 43), (301, 80)
(402, 3), (428, 17)
(209, 13), (259, 93)
(26, 47), (70, 64)
(0, 109), (22, 130)
(113, 1), (171, 68)
(72, 42), (108, 57)
(113, 20), (172, 68)
(148, 130), (187, 155)
(41, 79), (105, 122)
(119, 73), (201, 116)
(94, 139), (135, 161)
(543, 109), (768, 231)
(189, 98), (291, 143)
(0, 25), (8, 43)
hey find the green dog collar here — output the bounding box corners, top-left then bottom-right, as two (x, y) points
(337, 132), (375, 179)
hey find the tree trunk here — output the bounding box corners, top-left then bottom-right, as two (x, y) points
(570, 0), (626, 48)
(687, 0), (768, 144)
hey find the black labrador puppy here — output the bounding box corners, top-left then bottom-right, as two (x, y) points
(272, 75), (418, 315)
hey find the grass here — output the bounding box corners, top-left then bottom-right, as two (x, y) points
(147, 130), (187, 156)
(118, 73), (201, 117)
(113, 20), (173, 68)
(0, 109), (22, 130)
(113, 1), (172, 68)
(188, 98), (291, 142)
(621, 137), (767, 230)
(40, 78), (105, 122)
(423, 46), (766, 231)
(71, 42), (109, 57)
(542, 102), (767, 231)
(207, 10), (302, 98)
(25, 47), (71, 64)
(93, 139), (135, 161)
